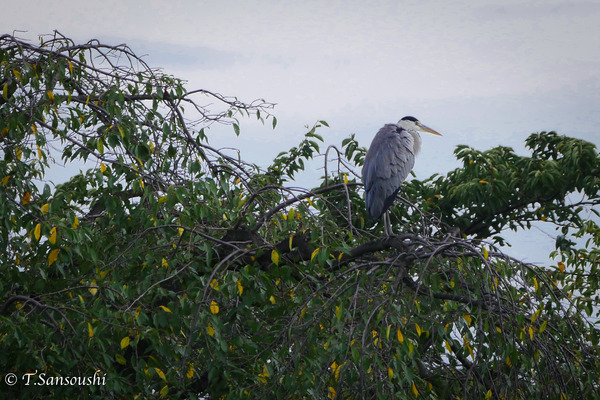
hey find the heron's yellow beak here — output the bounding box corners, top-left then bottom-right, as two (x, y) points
(418, 123), (442, 136)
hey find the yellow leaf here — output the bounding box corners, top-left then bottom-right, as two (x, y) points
(531, 310), (539, 323)
(115, 353), (127, 365)
(67, 60), (73, 73)
(12, 69), (21, 81)
(412, 382), (419, 397)
(415, 323), (422, 336)
(463, 313), (472, 325)
(88, 322), (94, 338)
(262, 364), (269, 378)
(210, 279), (220, 290)
(311, 247), (320, 261)
(34, 223), (41, 241)
(158, 195), (168, 204)
(464, 337), (474, 358)
(289, 234), (295, 250)
(269, 295), (276, 304)
(48, 227), (57, 244)
(485, 389), (492, 399)
(445, 340), (453, 353)
(388, 367), (394, 381)
(186, 363), (194, 379)
(41, 203), (49, 214)
(331, 361), (342, 381)
(161, 258), (168, 268)
(539, 320), (548, 334)
(121, 336), (130, 349)
(237, 280), (244, 296)
(328, 387), (336, 399)
(72, 216), (79, 229)
(271, 249), (280, 266)
(482, 247), (489, 260)
(506, 355), (512, 367)
(47, 90), (54, 102)
(48, 248), (60, 266)
(533, 277), (539, 292)
(529, 326), (534, 340)
(159, 305), (172, 313)
(159, 385), (168, 396)
(100, 163), (107, 173)
(89, 280), (98, 296)
(22, 191), (31, 204)
(558, 261), (565, 273)
(1, 175), (10, 185)
(155, 367), (166, 381)
(397, 327), (404, 343)
(206, 324), (215, 336)
(210, 301), (219, 314)
(343, 173), (348, 184)
(479, 179), (487, 184)
(178, 227), (184, 237)
(287, 208), (296, 221)
(134, 306), (141, 320)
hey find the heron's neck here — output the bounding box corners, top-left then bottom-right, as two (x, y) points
(409, 130), (422, 155)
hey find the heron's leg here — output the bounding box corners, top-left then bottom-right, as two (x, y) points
(384, 210), (393, 236)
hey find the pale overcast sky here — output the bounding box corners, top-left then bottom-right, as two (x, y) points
(5, 0), (600, 262)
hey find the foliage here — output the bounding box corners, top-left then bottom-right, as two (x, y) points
(1, 32), (600, 399)
(412, 134), (600, 242)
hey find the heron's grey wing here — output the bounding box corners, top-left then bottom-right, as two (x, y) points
(362, 125), (416, 220)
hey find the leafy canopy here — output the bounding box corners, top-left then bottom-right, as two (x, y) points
(1, 32), (600, 399)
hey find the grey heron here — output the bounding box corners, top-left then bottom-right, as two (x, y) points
(362, 116), (442, 235)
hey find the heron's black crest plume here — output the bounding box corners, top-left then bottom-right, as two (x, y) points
(400, 116), (418, 122)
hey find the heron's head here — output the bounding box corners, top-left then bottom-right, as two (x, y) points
(398, 116), (442, 136)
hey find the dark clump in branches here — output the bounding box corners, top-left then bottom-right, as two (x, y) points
(1, 32), (600, 399)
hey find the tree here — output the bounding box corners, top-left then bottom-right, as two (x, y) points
(1, 32), (599, 399)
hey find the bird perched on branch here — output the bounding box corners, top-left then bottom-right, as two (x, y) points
(362, 116), (442, 235)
